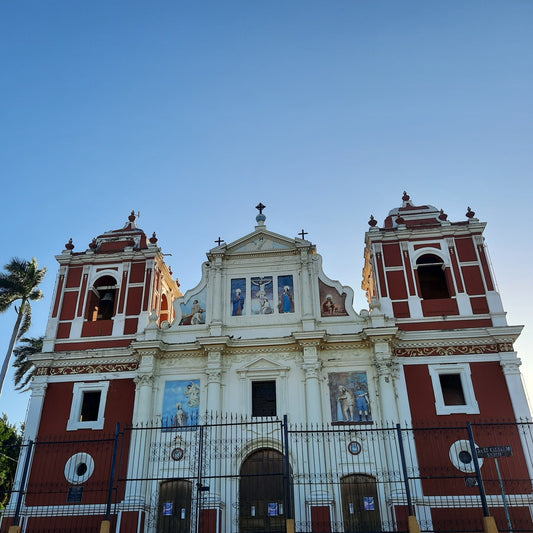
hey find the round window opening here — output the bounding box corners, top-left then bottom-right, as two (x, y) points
(64, 453), (95, 485)
(449, 440), (483, 473)
(458, 450), (472, 464)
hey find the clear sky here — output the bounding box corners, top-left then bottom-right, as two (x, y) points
(1, 1), (532, 426)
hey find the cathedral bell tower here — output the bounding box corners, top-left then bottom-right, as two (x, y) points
(362, 192), (506, 331)
(43, 211), (182, 353)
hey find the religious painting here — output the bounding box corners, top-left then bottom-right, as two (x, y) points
(319, 279), (348, 317)
(328, 372), (371, 423)
(162, 380), (200, 430)
(251, 276), (274, 314)
(278, 275), (294, 313)
(179, 288), (207, 325)
(231, 278), (246, 316)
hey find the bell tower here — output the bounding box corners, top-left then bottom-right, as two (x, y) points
(43, 212), (182, 352)
(362, 192), (506, 331)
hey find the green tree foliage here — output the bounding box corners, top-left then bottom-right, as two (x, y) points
(0, 414), (23, 509)
(13, 337), (43, 392)
(0, 258), (46, 396)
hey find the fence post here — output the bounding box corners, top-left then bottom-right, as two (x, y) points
(466, 422), (498, 533)
(396, 425), (421, 533)
(12, 439), (33, 529)
(283, 415), (294, 533)
(101, 423), (120, 533)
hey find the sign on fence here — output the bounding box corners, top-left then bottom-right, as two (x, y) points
(476, 445), (513, 458)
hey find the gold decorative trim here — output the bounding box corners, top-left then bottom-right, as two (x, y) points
(49, 362), (139, 375)
(394, 343), (513, 357)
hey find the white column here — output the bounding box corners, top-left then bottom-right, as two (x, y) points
(210, 257), (223, 336)
(302, 346), (322, 425)
(500, 353), (533, 482)
(6, 380), (48, 512)
(300, 250), (313, 319)
(24, 379), (48, 441)
(206, 350), (222, 415)
(500, 354), (531, 421)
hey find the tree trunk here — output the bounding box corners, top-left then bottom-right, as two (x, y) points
(0, 301), (25, 397)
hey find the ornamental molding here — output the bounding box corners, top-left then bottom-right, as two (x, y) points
(49, 362), (139, 376)
(394, 343), (514, 357)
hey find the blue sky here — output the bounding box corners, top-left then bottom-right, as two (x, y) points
(1, 1), (532, 425)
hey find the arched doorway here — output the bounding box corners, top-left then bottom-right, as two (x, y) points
(340, 474), (381, 532)
(157, 479), (193, 533)
(239, 448), (292, 533)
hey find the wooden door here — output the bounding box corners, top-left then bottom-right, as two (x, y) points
(340, 474), (381, 532)
(157, 479), (193, 533)
(239, 449), (289, 533)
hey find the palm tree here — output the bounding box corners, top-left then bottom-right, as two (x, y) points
(12, 336), (43, 392)
(0, 258), (46, 397)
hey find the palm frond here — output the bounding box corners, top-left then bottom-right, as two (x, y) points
(12, 336), (43, 391)
(17, 304), (32, 340)
(28, 289), (44, 302)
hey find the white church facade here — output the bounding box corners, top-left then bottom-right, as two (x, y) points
(2, 195), (532, 533)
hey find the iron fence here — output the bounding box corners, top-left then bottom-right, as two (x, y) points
(1, 417), (533, 532)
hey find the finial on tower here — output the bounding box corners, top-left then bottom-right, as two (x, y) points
(466, 206), (475, 219)
(255, 202), (266, 226)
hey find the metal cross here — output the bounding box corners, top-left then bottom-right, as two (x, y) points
(298, 229), (308, 239)
(215, 237), (224, 246)
(255, 202), (266, 214)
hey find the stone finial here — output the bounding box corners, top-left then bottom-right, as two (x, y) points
(128, 210), (137, 222)
(149, 232), (158, 244)
(438, 209), (448, 221)
(65, 238), (74, 251)
(402, 191), (410, 202)
(466, 206), (475, 219)
(89, 238), (98, 250)
(368, 215), (378, 227)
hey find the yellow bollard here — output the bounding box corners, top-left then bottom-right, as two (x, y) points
(286, 518), (295, 533)
(483, 516), (499, 533)
(407, 515), (421, 533)
(100, 519), (111, 533)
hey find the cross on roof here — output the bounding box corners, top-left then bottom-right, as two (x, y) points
(255, 202), (266, 215)
(298, 229), (308, 239)
(215, 237), (224, 246)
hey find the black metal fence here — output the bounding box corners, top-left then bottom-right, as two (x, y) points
(2, 417), (533, 532)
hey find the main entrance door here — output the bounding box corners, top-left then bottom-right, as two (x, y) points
(157, 479), (193, 533)
(239, 449), (290, 533)
(340, 474), (381, 532)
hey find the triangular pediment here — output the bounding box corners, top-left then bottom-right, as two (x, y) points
(236, 357), (289, 375)
(211, 229), (306, 257)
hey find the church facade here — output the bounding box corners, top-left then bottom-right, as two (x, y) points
(2, 195), (532, 533)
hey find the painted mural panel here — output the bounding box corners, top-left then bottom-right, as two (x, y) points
(328, 372), (371, 423)
(231, 278), (246, 316)
(278, 275), (294, 313)
(251, 276), (274, 314)
(319, 279), (348, 317)
(162, 380), (200, 429)
(179, 287), (206, 325)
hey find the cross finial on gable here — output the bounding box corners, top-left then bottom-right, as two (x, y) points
(256, 202), (266, 214)
(215, 237), (224, 246)
(298, 229), (308, 240)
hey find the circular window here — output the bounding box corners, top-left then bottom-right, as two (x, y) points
(171, 447), (184, 461)
(449, 440), (483, 473)
(348, 441), (362, 455)
(64, 453), (95, 485)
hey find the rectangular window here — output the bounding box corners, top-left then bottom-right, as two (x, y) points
(252, 381), (276, 417)
(67, 381), (109, 431)
(439, 374), (466, 406)
(429, 364), (479, 415)
(80, 391), (102, 421)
